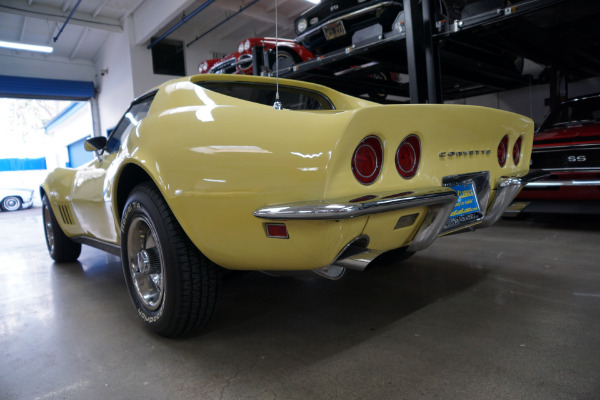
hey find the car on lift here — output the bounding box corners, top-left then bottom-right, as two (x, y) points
(511, 92), (600, 214)
(41, 74), (534, 338)
(294, 0), (404, 55)
(199, 37), (314, 75)
(0, 188), (34, 211)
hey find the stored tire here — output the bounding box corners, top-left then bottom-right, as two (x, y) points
(2, 196), (22, 211)
(42, 195), (82, 262)
(121, 182), (221, 338)
(367, 72), (388, 101)
(270, 49), (297, 72)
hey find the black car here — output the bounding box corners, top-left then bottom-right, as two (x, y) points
(294, 0), (404, 55)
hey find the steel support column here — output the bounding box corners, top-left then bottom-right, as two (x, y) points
(422, 0), (442, 103)
(404, 0), (441, 104)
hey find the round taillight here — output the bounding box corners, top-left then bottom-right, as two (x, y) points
(498, 135), (509, 167)
(513, 136), (522, 165)
(352, 136), (383, 185)
(396, 135), (421, 179)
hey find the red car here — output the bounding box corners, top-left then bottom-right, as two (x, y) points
(198, 38), (314, 75)
(513, 93), (600, 213)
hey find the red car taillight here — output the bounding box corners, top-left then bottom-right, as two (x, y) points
(513, 136), (522, 165)
(498, 135), (509, 167)
(396, 135), (420, 179)
(352, 136), (383, 185)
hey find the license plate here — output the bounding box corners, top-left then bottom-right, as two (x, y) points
(443, 181), (482, 230)
(449, 182), (480, 218)
(323, 20), (346, 40)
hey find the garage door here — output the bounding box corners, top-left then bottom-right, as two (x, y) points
(0, 75), (94, 100)
(67, 137), (93, 168)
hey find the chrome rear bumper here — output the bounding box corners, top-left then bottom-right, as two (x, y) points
(254, 174), (532, 272)
(254, 186), (457, 220)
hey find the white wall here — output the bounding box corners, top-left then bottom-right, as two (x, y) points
(127, 29), (238, 97)
(449, 76), (600, 127)
(94, 21), (136, 135)
(95, 13), (239, 131)
(0, 52), (96, 82)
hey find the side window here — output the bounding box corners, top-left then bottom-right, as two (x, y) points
(105, 93), (156, 154)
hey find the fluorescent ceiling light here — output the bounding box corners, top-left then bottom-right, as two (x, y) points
(304, 0), (320, 3)
(0, 40), (53, 53)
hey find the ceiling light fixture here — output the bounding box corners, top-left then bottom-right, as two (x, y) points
(0, 40), (53, 54)
(304, 0), (320, 4)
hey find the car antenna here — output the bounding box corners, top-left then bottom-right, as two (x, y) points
(273, 0), (282, 110)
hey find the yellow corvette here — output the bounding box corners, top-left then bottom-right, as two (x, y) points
(41, 74), (534, 337)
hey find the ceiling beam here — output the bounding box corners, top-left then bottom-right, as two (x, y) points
(62, 0), (73, 14)
(19, 16), (28, 41)
(69, 27), (89, 60)
(214, 0), (292, 28)
(0, 0), (123, 33)
(92, 0), (110, 18)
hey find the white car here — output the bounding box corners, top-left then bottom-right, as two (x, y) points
(0, 188), (34, 211)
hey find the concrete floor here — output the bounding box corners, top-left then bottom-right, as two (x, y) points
(1, 207), (599, 400)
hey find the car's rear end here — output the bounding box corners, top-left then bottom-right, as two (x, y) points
(142, 75), (533, 275)
(517, 125), (600, 202)
(251, 104), (533, 274)
(510, 95), (600, 215)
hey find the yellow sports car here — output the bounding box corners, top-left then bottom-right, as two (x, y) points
(41, 74), (534, 337)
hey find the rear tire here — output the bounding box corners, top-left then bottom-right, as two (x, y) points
(42, 195), (82, 262)
(121, 182), (221, 337)
(2, 196), (22, 211)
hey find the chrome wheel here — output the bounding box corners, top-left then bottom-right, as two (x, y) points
(127, 215), (165, 310)
(2, 196), (21, 211)
(43, 203), (55, 253)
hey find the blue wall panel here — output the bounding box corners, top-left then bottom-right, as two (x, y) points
(0, 158), (47, 171)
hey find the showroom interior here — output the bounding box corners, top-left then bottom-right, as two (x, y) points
(1, 0), (599, 399)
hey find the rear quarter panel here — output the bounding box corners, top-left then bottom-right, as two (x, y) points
(121, 80), (362, 269)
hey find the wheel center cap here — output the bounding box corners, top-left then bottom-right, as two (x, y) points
(137, 250), (150, 274)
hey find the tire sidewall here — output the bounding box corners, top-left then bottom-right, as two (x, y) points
(41, 195), (82, 262)
(42, 197), (55, 257)
(121, 189), (176, 333)
(2, 196), (22, 211)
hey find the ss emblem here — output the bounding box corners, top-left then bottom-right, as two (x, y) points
(567, 155), (586, 162)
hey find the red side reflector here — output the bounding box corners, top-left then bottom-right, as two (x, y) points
(266, 223), (289, 239)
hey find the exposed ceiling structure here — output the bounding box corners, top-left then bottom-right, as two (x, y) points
(0, 0), (314, 67)
(1, 0), (599, 102)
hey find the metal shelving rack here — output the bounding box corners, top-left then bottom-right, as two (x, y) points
(252, 0), (600, 105)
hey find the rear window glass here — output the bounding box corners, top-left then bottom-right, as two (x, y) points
(198, 81), (334, 110)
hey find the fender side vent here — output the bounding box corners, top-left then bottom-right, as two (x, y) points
(58, 204), (74, 225)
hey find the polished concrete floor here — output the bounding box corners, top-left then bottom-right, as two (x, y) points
(1, 207), (599, 400)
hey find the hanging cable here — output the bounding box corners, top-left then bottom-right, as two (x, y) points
(273, 0), (282, 110)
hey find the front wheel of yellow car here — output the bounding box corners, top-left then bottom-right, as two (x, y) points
(42, 194), (82, 262)
(121, 183), (221, 338)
